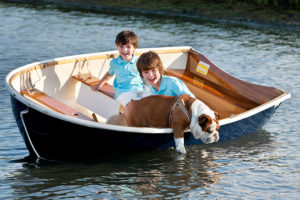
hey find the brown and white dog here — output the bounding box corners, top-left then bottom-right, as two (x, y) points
(123, 94), (220, 154)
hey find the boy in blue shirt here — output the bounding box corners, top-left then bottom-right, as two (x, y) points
(136, 51), (195, 97)
(92, 30), (150, 106)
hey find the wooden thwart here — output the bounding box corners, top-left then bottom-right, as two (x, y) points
(72, 74), (115, 98)
(21, 89), (92, 121)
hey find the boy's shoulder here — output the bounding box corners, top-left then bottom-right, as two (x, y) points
(110, 55), (121, 65)
(163, 75), (182, 84)
(110, 55), (138, 66)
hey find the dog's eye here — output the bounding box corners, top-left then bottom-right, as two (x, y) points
(207, 129), (213, 134)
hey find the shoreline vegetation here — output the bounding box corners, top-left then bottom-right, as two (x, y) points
(3, 0), (300, 30)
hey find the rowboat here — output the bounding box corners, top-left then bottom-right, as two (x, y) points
(6, 46), (291, 161)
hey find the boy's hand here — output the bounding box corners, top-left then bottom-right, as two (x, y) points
(92, 72), (111, 91)
(91, 84), (101, 91)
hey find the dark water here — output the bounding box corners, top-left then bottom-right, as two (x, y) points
(1, 2), (299, 199)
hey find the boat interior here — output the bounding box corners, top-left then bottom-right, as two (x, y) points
(8, 47), (285, 124)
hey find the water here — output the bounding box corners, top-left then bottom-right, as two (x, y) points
(1, 2), (299, 199)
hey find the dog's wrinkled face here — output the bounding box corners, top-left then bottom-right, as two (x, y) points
(189, 100), (220, 144)
(197, 114), (220, 144)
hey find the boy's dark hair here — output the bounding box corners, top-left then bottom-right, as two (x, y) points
(137, 51), (164, 77)
(115, 30), (138, 48)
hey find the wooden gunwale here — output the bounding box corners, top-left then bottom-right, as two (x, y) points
(8, 48), (191, 87)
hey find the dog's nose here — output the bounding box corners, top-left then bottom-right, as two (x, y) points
(204, 136), (214, 144)
(204, 138), (211, 144)
(204, 132), (219, 144)
(213, 132), (219, 142)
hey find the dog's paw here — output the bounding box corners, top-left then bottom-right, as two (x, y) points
(175, 146), (187, 154)
(174, 137), (186, 154)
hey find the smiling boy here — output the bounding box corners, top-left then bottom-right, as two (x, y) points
(136, 51), (195, 97)
(92, 30), (150, 106)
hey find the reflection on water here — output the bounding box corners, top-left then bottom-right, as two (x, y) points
(7, 130), (273, 199)
(1, 1), (299, 200)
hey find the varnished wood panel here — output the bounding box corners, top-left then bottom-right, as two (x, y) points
(188, 50), (284, 105)
(22, 89), (91, 121)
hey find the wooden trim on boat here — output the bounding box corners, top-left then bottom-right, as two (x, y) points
(9, 48), (191, 86)
(72, 74), (115, 98)
(165, 69), (259, 107)
(21, 89), (92, 121)
(135, 48), (191, 56)
(42, 48), (190, 67)
(188, 49), (284, 105)
(164, 69), (246, 118)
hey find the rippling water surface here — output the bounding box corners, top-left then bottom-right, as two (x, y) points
(0, 2), (299, 199)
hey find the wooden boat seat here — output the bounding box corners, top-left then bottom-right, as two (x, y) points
(72, 74), (115, 98)
(21, 89), (92, 121)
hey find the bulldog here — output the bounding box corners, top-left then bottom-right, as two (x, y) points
(124, 94), (220, 154)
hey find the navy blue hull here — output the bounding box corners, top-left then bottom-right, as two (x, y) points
(185, 105), (278, 146)
(10, 95), (279, 161)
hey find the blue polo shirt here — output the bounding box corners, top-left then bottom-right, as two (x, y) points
(109, 55), (144, 99)
(149, 75), (195, 97)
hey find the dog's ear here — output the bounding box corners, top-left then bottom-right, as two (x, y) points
(198, 114), (212, 132)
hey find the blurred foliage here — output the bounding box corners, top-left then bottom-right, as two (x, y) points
(19, 0), (299, 25)
(253, 0), (299, 8)
(197, 0), (300, 8)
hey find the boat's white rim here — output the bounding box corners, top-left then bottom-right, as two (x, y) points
(219, 92), (291, 126)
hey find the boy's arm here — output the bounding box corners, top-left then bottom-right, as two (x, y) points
(92, 72), (113, 91)
(173, 78), (196, 98)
